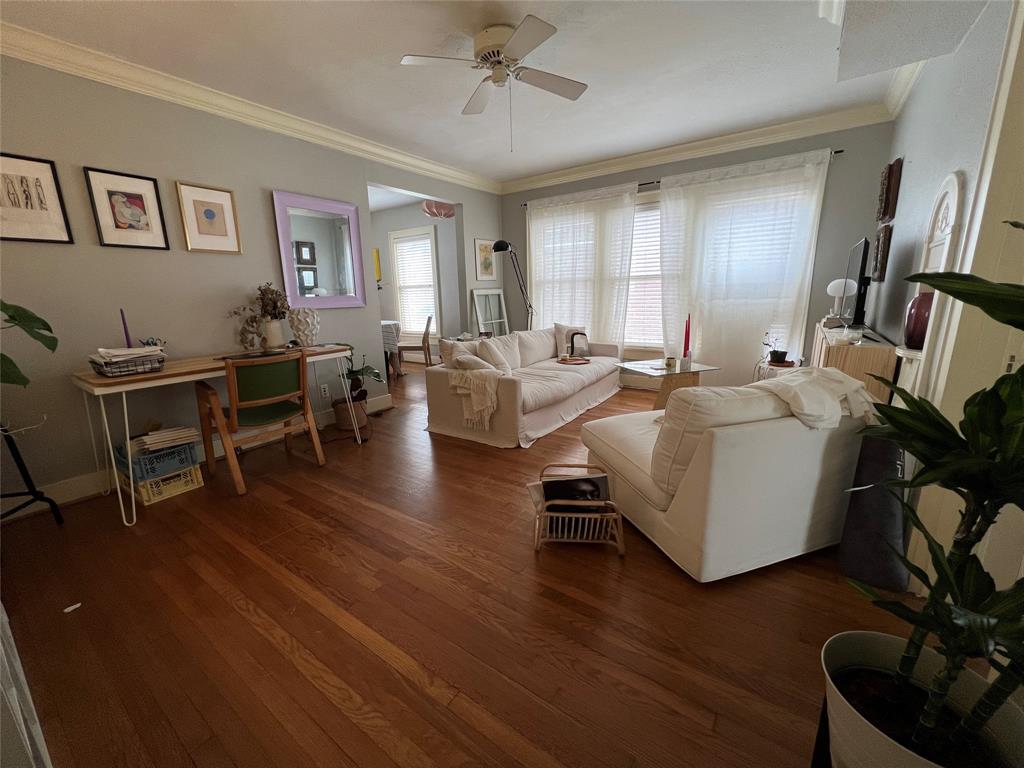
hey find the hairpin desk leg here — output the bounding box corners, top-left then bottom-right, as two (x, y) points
(81, 390), (111, 495)
(98, 393), (136, 527)
(335, 357), (362, 444)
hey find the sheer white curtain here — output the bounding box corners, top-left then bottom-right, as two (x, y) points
(660, 150), (830, 385)
(527, 183), (638, 346)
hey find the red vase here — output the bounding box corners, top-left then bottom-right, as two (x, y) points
(904, 292), (933, 350)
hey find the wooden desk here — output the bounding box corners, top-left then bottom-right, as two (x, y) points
(72, 346), (357, 527)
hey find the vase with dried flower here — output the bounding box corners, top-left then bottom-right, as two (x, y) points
(229, 283), (291, 350)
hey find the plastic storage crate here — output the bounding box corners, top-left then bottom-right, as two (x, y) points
(119, 465), (204, 506)
(114, 442), (198, 481)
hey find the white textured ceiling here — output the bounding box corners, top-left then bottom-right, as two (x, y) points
(1, 1), (895, 183)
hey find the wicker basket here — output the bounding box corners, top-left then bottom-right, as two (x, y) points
(89, 356), (165, 377)
(530, 464), (624, 554)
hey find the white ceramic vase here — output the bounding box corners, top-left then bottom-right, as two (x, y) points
(263, 318), (288, 349)
(288, 308), (320, 347)
(822, 631), (1023, 768)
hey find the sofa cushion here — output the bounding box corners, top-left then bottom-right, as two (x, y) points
(555, 323), (589, 356)
(517, 328), (557, 367)
(515, 368), (581, 413)
(450, 354), (495, 371)
(439, 338), (480, 367)
(651, 385), (791, 495)
(581, 411), (673, 510)
(527, 356), (619, 387)
(479, 334), (521, 373)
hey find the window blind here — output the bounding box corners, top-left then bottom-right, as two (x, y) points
(624, 201), (663, 347)
(391, 230), (437, 334)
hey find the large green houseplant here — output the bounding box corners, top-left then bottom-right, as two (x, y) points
(821, 266), (1024, 768)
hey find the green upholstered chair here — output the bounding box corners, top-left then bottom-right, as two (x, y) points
(194, 351), (325, 495)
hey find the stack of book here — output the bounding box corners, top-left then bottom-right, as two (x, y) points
(115, 426), (204, 506)
(89, 346), (166, 377)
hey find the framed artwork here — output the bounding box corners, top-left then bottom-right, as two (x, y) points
(873, 225), (892, 282)
(176, 181), (241, 253)
(297, 267), (319, 293)
(475, 238), (496, 281)
(84, 167), (168, 249)
(1, 153), (73, 243)
(294, 240), (316, 265)
(876, 157), (903, 223)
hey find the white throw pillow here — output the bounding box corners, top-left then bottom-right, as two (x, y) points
(450, 354), (495, 371)
(439, 338), (480, 367)
(517, 328), (557, 367)
(479, 333), (521, 371)
(478, 339), (512, 373)
(555, 323), (589, 356)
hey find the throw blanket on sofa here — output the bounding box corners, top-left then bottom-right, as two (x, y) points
(749, 367), (876, 429)
(447, 368), (502, 430)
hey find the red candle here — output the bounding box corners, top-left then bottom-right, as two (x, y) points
(683, 314), (691, 357)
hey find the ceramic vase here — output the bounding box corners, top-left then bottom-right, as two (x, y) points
(288, 308), (320, 347)
(263, 318), (288, 349)
(822, 631), (1023, 768)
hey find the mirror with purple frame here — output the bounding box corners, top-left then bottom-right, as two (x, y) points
(272, 190), (366, 309)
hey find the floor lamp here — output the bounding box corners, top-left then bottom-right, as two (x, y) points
(492, 240), (534, 330)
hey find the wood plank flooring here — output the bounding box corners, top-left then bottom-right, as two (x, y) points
(2, 368), (905, 767)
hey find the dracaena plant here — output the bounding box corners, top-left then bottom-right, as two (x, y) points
(852, 264), (1024, 754)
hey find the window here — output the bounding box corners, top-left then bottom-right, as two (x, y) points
(623, 201), (663, 348)
(388, 225), (439, 335)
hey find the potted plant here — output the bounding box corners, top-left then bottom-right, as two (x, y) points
(332, 349), (383, 435)
(763, 331), (788, 364)
(230, 283), (291, 349)
(821, 264), (1024, 767)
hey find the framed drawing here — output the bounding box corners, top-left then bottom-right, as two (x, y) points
(1, 153), (73, 243)
(297, 266), (319, 294)
(475, 238), (496, 281)
(294, 241), (316, 265)
(84, 167), (168, 249)
(876, 157), (903, 223)
(873, 224), (892, 282)
(176, 181), (241, 253)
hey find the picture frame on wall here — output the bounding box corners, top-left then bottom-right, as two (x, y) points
(84, 167), (169, 250)
(297, 267), (319, 294)
(176, 181), (242, 254)
(873, 225), (892, 282)
(294, 241), (316, 265)
(876, 157), (903, 223)
(475, 238), (497, 281)
(1, 153), (73, 243)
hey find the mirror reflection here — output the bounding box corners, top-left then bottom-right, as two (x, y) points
(287, 207), (356, 298)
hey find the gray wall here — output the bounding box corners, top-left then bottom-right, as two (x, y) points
(867, 0), (1013, 340)
(500, 122), (895, 357)
(369, 203), (459, 338)
(0, 58), (499, 488)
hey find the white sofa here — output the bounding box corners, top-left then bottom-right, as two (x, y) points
(426, 328), (621, 447)
(581, 381), (864, 582)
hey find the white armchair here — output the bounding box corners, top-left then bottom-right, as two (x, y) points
(582, 382), (864, 582)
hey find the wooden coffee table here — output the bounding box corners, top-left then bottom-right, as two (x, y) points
(616, 360), (720, 409)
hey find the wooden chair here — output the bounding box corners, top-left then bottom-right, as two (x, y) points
(397, 315), (434, 368)
(194, 351), (325, 495)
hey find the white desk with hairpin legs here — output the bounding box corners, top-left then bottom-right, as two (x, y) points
(72, 346), (359, 527)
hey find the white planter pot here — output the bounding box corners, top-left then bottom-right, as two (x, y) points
(822, 631), (1024, 768)
(263, 318), (288, 349)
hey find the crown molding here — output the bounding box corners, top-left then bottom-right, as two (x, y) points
(885, 62), (924, 117)
(0, 23), (502, 194)
(498, 102), (894, 194)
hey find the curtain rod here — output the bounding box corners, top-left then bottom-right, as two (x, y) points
(519, 149), (845, 208)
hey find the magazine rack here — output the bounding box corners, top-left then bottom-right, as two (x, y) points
(532, 464), (624, 554)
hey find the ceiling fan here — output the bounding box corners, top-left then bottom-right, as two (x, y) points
(401, 15), (588, 116)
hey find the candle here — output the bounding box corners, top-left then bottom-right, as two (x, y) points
(373, 248), (382, 283)
(683, 314), (691, 357)
(120, 308), (132, 348)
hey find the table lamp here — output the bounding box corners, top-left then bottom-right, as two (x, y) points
(492, 240), (534, 330)
(825, 278), (858, 327)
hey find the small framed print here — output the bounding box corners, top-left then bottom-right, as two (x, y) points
(873, 225), (892, 282)
(294, 241), (316, 265)
(1, 153), (73, 243)
(84, 167), (168, 249)
(475, 238), (496, 281)
(297, 267), (318, 294)
(176, 181), (241, 253)
(876, 157), (903, 223)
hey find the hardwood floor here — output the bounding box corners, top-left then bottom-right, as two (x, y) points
(2, 368), (904, 768)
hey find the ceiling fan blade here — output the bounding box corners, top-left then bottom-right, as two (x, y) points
(515, 67), (588, 101)
(462, 76), (493, 115)
(503, 15), (556, 61)
(401, 54), (477, 67)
